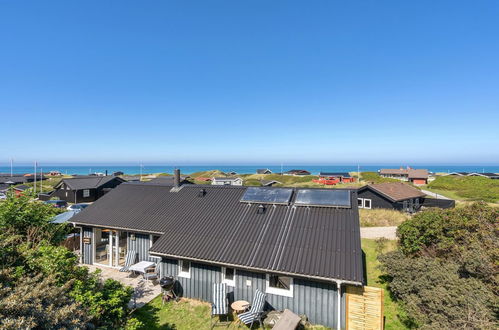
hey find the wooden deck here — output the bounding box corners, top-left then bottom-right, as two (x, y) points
(84, 264), (162, 309)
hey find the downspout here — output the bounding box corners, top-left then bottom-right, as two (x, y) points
(337, 280), (343, 330)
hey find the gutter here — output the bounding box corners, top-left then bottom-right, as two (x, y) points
(70, 222), (165, 235)
(148, 250), (363, 287)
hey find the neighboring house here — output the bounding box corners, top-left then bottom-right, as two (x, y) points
(319, 172), (356, 183)
(196, 177), (212, 182)
(50, 176), (125, 203)
(284, 169), (311, 176)
(445, 172), (469, 176)
(379, 168), (429, 185)
(467, 172), (499, 179)
(227, 171), (238, 176)
(256, 169), (272, 174)
(357, 182), (426, 213)
(260, 180), (281, 187)
(145, 176), (191, 185)
(211, 177), (243, 186)
(122, 176), (142, 182)
(71, 183), (363, 329)
(0, 175), (27, 185)
(113, 171), (125, 176)
(13, 185), (31, 196)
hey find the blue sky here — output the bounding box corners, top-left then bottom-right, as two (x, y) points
(0, 1), (498, 165)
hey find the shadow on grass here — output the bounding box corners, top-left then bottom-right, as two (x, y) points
(133, 303), (177, 330)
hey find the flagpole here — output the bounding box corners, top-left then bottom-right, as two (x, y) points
(34, 161), (37, 194)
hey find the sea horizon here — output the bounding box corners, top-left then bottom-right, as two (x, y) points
(1, 164), (498, 176)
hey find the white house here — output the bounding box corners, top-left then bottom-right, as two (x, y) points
(211, 177), (243, 186)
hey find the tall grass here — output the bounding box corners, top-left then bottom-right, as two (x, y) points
(428, 176), (499, 203)
(359, 209), (409, 227)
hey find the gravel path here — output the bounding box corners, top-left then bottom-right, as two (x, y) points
(360, 226), (397, 240)
(420, 189), (451, 200)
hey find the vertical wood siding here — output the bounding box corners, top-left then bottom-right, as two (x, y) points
(159, 258), (344, 328)
(82, 226), (93, 264)
(127, 233), (153, 262)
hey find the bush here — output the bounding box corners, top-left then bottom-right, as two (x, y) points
(379, 252), (496, 329)
(379, 203), (499, 328)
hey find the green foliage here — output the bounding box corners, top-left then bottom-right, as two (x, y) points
(379, 252), (496, 329)
(380, 203), (499, 328)
(360, 172), (400, 184)
(244, 179), (262, 186)
(0, 194), (60, 238)
(428, 175), (499, 202)
(0, 274), (89, 329)
(0, 194), (134, 329)
(71, 271), (134, 329)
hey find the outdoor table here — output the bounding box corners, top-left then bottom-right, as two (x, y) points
(129, 261), (155, 277)
(231, 300), (250, 313)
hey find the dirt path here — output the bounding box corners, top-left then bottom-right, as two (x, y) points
(360, 226), (397, 240)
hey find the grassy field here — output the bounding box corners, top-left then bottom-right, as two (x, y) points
(22, 176), (62, 193)
(426, 175), (499, 203)
(133, 296), (328, 329)
(359, 172), (400, 184)
(361, 238), (407, 329)
(359, 209), (409, 227)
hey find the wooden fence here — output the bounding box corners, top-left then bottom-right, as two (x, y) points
(346, 286), (384, 330)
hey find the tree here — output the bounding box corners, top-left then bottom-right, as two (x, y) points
(0, 274), (89, 329)
(380, 203), (499, 328)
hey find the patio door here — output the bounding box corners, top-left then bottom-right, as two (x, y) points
(94, 229), (127, 268)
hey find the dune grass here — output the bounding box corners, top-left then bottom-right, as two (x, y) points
(427, 176), (499, 203)
(359, 209), (409, 227)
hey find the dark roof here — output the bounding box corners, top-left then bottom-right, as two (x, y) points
(468, 172), (499, 178)
(14, 185), (30, 191)
(0, 183), (10, 191)
(284, 169), (311, 175)
(260, 180), (281, 186)
(256, 169), (272, 174)
(447, 172), (469, 176)
(0, 175), (26, 184)
(359, 182), (425, 202)
(71, 183), (363, 283)
(57, 176), (124, 190)
(144, 176), (191, 185)
(319, 172), (351, 177)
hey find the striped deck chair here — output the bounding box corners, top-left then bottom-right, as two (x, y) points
(211, 283), (229, 328)
(238, 289), (266, 328)
(119, 250), (137, 272)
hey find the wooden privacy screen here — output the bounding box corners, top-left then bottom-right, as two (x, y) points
(346, 286), (384, 330)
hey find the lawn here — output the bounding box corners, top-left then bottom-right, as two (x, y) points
(132, 239), (406, 330)
(132, 296), (328, 329)
(361, 238), (408, 329)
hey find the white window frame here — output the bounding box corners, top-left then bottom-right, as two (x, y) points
(83, 189), (90, 197)
(178, 260), (191, 278)
(363, 198), (372, 209)
(221, 267), (236, 287)
(357, 198), (364, 208)
(265, 274), (293, 297)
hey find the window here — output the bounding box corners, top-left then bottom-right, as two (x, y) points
(83, 189), (90, 197)
(358, 198), (371, 209)
(178, 260), (191, 278)
(363, 199), (372, 209)
(266, 274), (293, 297)
(222, 267), (236, 287)
(152, 235), (160, 244)
(357, 198), (363, 208)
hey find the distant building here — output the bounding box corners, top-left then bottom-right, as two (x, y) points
(260, 180), (281, 187)
(47, 176), (125, 203)
(211, 177), (243, 186)
(283, 169), (311, 176)
(318, 172), (356, 183)
(357, 182), (427, 213)
(144, 176), (191, 185)
(379, 167), (429, 185)
(256, 169), (272, 174)
(467, 172), (499, 179)
(113, 171), (124, 176)
(445, 172), (469, 176)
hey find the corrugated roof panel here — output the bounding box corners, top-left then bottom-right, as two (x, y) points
(71, 183), (364, 283)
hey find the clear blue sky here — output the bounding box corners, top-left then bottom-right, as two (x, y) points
(1, 1), (498, 165)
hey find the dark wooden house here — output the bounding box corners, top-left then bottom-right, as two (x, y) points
(51, 176), (125, 203)
(357, 182), (426, 213)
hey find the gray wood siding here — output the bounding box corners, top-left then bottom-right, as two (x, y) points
(127, 233), (153, 262)
(159, 258), (345, 328)
(82, 226), (93, 264)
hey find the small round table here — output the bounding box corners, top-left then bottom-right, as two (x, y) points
(231, 300), (250, 313)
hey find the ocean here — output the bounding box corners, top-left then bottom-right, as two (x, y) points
(1, 164), (498, 176)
